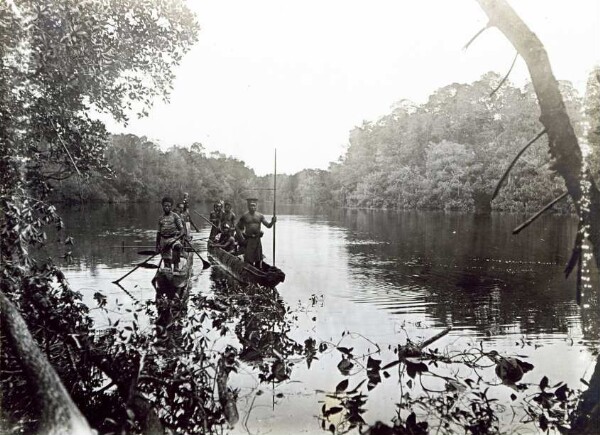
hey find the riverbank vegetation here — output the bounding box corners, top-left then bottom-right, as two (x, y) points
(2, 0), (599, 433)
(52, 68), (599, 214)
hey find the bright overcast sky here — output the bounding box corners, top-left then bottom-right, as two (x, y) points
(104, 0), (600, 175)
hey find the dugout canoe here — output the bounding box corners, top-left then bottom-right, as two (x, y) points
(152, 250), (194, 298)
(208, 245), (285, 288)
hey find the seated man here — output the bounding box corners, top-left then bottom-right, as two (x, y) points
(155, 196), (185, 271)
(211, 224), (236, 253)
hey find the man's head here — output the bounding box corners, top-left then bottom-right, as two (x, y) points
(224, 202), (232, 212)
(176, 202), (185, 213)
(246, 198), (258, 213)
(222, 223), (232, 234)
(214, 201), (223, 211)
(161, 196), (174, 213)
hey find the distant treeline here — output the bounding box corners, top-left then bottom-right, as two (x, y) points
(53, 70), (600, 212)
(51, 137), (256, 204)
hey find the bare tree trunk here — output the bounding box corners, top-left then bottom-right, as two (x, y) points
(81, 337), (164, 435)
(571, 354), (600, 433)
(476, 0), (600, 269)
(474, 2), (600, 432)
(0, 290), (93, 435)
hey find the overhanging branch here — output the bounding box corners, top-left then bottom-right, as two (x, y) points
(476, 0), (600, 269)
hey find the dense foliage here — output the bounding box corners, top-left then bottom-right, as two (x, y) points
(52, 135), (257, 204)
(0, 0), (203, 432)
(50, 72), (597, 214)
(328, 73), (586, 212)
(584, 66), (600, 181)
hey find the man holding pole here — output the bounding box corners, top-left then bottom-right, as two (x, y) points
(235, 198), (276, 268)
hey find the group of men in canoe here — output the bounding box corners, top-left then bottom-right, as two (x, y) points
(156, 194), (276, 271)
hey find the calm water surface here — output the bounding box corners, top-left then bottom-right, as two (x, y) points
(59, 203), (599, 434)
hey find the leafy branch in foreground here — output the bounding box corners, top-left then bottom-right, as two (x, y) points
(316, 330), (583, 435)
(1, 0), (199, 432)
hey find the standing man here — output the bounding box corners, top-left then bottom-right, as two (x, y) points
(236, 198), (276, 267)
(156, 196), (184, 271)
(221, 201), (236, 231)
(182, 192), (190, 213)
(209, 201), (223, 241)
(176, 202), (192, 242)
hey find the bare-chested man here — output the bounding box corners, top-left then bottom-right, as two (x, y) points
(235, 198), (276, 267)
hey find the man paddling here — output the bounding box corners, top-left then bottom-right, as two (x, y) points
(235, 198), (276, 268)
(209, 201), (223, 241)
(210, 224), (237, 254)
(221, 201), (236, 231)
(156, 196), (184, 271)
(176, 202), (193, 242)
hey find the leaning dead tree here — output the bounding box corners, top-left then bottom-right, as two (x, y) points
(475, 1), (600, 432)
(0, 291), (93, 435)
(476, 0), (600, 272)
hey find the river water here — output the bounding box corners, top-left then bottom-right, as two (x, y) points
(60, 203), (599, 434)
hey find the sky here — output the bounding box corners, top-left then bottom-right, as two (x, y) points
(104, 0), (600, 175)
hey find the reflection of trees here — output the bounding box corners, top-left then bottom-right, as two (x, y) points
(333, 209), (581, 335)
(204, 267), (304, 384)
(155, 287), (189, 350)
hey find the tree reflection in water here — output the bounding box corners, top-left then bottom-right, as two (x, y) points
(199, 267), (305, 385)
(197, 263), (599, 434)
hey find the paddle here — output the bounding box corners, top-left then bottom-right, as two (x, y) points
(138, 263), (160, 269)
(183, 238), (211, 269)
(138, 250), (160, 255)
(112, 252), (160, 284)
(138, 243), (210, 269)
(188, 217), (201, 232)
(193, 210), (221, 231)
(112, 234), (184, 284)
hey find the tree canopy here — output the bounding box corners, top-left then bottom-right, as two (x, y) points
(0, 0), (200, 432)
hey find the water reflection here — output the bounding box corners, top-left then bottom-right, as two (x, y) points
(57, 203), (598, 433)
(201, 267), (305, 384)
(319, 209), (586, 339)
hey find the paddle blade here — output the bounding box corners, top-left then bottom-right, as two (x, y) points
(138, 263), (160, 269)
(138, 250), (158, 255)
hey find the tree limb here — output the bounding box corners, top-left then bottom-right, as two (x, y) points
(492, 128), (547, 200)
(490, 51), (519, 97)
(511, 191), (568, 235)
(0, 290), (93, 435)
(476, 0), (600, 268)
(463, 24), (490, 50)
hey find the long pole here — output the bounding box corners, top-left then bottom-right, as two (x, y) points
(192, 210), (220, 231)
(273, 149), (277, 266)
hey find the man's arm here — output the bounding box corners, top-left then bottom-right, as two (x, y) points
(214, 236), (235, 250)
(235, 215), (245, 237)
(261, 214), (277, 228)
(174, 213), (185, 237)
(156, 219), (161, 251)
